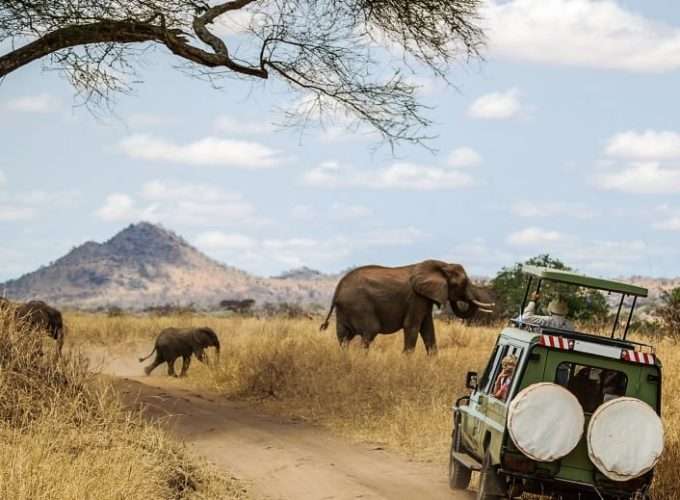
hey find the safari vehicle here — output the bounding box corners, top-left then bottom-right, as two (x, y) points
(449, 266), (664, 500)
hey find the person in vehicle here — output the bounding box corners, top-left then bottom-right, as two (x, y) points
(520, 292), (574, 330)
(493, 354), (517, 401)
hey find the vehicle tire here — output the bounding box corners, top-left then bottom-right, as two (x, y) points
(448, 427), (471, 490)
(477, 450), (505, 500)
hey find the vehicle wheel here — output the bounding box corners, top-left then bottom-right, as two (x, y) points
(448, 427), (471, 490)
(477, 450), (505, 500)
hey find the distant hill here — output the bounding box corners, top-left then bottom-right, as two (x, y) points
(1, 222), (336, 310)
(274, 266), (330, 281)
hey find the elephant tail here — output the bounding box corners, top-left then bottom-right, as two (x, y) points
(138, 346), (156, 363)
(319, 302), (335, 331)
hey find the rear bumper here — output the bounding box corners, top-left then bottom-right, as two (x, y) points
(499, 468), (653, 498)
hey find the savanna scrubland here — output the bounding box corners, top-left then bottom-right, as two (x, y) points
(65, 312), (679, 499)
(0, 309), (248, 500)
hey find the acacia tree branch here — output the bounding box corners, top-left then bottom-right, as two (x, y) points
(0, 0), (484, 146)
(0, 2), (269, 79)
(0, 21), (161, 77)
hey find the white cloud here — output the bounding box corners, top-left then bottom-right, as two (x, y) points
(512, 201), (595, 219)
(605, 130), (680, 160)
(141, 180), (242, 204)
(194, 231), (256, 250)
(448, 239), (515, 276)
(213, 115), (275, 135)
(484, 0), (680, 73)
(654, 216), (680, 231)
(447, 147), (482, 168)
(507, 227), (564, 246)
(303, 161), (476, 190)
(6, 93), (60, 113)
(119, 134), (281, 168)
(95, 194), (138, 222)
(559, 239), (653, 274)
(467, 89), (521, 120)
(95, 180), (261, 226)
(0, 206), (34, 221)
(593, 162), (680, 194)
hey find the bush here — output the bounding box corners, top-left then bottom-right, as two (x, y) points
(656, 288), (680, 342)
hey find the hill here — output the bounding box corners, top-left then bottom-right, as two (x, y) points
(1, 222), (335, 310)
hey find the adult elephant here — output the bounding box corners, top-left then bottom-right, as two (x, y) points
(139, 327), (220, 377)
(319, 260), (494, 353)
(15, 300), (65, 356)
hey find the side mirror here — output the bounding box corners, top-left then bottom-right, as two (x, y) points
(466, 371), (478, 390)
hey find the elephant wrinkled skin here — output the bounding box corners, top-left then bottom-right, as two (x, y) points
(139, 327), (220, 377)
(320, 260), (494, 353)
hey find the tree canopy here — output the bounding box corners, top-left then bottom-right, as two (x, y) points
(0, 0), (484, 145)
(491, 254), (610, 323)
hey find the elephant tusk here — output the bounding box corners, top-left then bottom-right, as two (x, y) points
(479, 308), (494, 314)
(471, 300), (495, 308)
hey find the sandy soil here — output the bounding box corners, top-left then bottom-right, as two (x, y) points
(89, 348), (475, 500)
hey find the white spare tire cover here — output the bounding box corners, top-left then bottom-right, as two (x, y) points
(508, 382), (584, 462)
(587, 397), (663, 481)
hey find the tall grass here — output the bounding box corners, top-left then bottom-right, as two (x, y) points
(0, 308), (247, 500)
(67, 312), (680, 497)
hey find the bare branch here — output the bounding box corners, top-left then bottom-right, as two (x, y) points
(0, 0), (484, 146)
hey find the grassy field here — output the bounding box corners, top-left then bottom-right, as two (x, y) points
(0, 308), (248, 500)
(67, 312), (679, 498)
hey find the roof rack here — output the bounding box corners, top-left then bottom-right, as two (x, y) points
(519, 266), (648, 341)
(522, 265), (648, 297)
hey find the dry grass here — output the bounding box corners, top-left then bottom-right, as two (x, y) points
(67, 312), (680, 498)
(0, 308), (247, 500)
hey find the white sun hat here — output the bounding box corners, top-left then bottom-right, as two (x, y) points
(587, 397), (664, 481)
(548, 297), (569, 316)
(508, 382), (585, 462)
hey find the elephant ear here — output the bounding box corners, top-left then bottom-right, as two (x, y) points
(410, 260), (449, 306)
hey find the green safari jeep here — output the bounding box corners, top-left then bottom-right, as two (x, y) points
(449, 266), (663, 500)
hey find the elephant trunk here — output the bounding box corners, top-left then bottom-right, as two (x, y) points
(450, 300), (479, 319)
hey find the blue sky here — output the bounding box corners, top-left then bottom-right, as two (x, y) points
(3, 0), (680, 280)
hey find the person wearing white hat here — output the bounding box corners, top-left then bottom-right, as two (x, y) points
(520, 292), (574, 330)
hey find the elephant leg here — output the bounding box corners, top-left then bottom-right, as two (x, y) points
(336, 320), (355, 348)
(145, 354), (162, 376)
(167, 357), (177, 377)
(420, 315), (438, 355)
(360, 331), (377, 350)
(195, 348), (206, 363)
(403, 327), (419, 353)
(179, 355), (191, 377)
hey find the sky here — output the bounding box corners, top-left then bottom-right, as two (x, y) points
(3, 0), (680, 280)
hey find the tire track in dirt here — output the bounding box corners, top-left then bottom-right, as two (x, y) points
(92, 349), (476, 500)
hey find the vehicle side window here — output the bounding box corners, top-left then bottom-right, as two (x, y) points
(555, 363), (628, 413)
(478, 345), (501, 393)
(490, 346), (523, 402)
(482, 344), (509, 394)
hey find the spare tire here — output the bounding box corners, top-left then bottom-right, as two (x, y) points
(508, 382), (584, 462)
(587, 397), (663, 481)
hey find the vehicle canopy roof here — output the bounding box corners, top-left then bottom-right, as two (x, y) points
(522, 265), (648, 297)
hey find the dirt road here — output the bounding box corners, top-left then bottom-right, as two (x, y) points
(91, 349), (475, 500)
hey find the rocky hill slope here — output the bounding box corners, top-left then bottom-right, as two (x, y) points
(1, 223), (336, 310)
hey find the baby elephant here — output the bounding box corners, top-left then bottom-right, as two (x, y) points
(139, 327), (220, 377)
